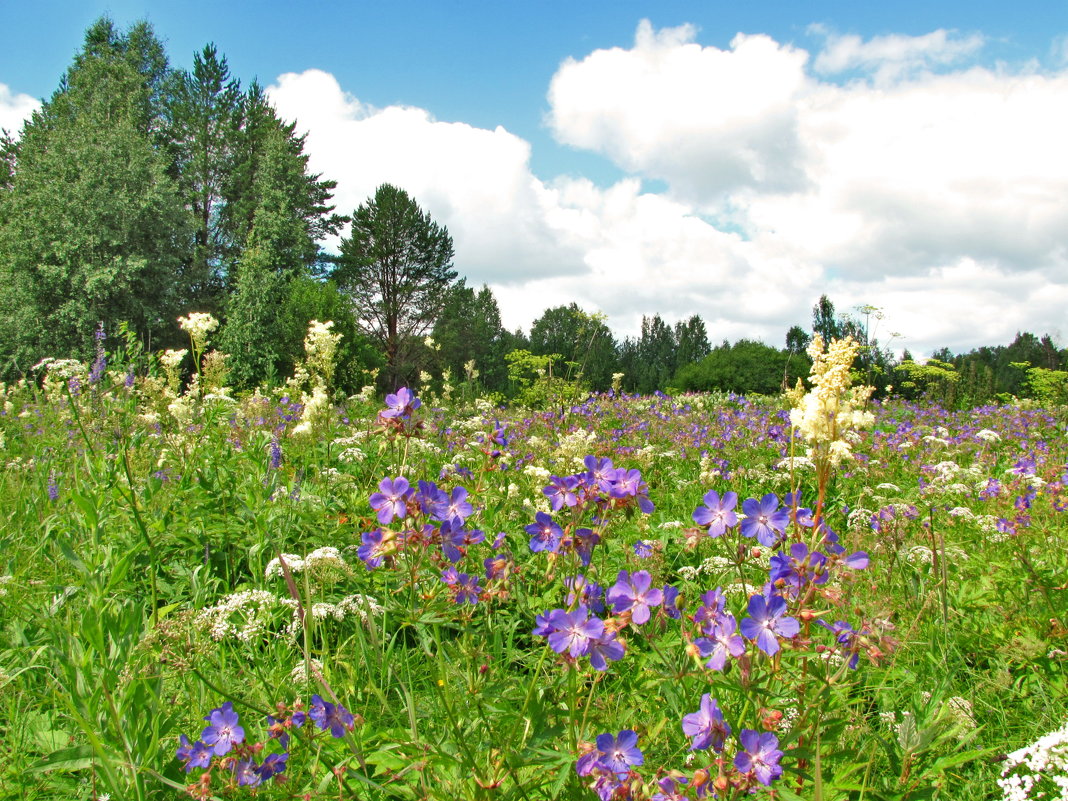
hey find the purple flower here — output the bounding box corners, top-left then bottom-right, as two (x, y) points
(606, 569), (664, 625)
(451, 571), (482, 605)
(695, 613), (747, 670)
(380, 387), (421, 420)
(740, 594), (799, 657)
(681, 693), (731, 752)
(574, 527), (600, 567)
(526, 511), (563, 553)
(818, 619), (861, 669)
(734, 729), (784, 786)
(176, 735), (212, 772)
(357, 529), (388, 569)
(587, 630), (625, 670)
(234, 759), (262, 787)
(257, 751), (289, 780)
(633, 540), (654, 559)
(692, 490), (738, 537)
(484, 553), (511, 582)
(740, 493), (789, 547)
(201, 701), (244, 756)
(662, 584), (682, 619)
(769, 542), (828, 596)
(595, 730), (644, 778)
(543, 475), (580, 511)
(47, 471), (59, 502)
(444, 486), (473, 524)
(369, 476), (411, 524)
(546, 608), (603, 658)
(565, 574), (605, 614)
(309, 694), (355, 738)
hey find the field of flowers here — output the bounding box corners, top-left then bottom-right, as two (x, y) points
(0, 327), (1065, 800)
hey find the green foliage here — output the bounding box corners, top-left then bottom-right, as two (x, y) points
(528, 303), (617, 391)
(504, 348), (588, 408)
(431, 282), (511, 395)
(1025, 367), (1068, 406)
(676, 338), (804, 394)
(335, 184), (457, 391)
(0, 46), (189, 372)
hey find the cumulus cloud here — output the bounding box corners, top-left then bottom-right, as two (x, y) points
(0, 83), (40, 137)
(547, 21), (812, 199)
(267, 69), (583, 285)
(263, 23), (1068, 356)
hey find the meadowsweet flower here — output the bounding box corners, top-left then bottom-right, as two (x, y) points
(178, 312), (219, 350)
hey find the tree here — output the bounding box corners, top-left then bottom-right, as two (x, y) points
(811, 295), (842, 343)
(529, 303), (617, 391)
(162, 44), (243, 310)
(0, 25), (188, 370)
(431, 282), (510, 394)
(785, 325), (811, 354)
(675, 315), (711, 367)
(335, 184), (457, 389)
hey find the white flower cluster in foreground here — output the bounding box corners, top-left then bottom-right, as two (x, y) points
(998, 720), (1068, 801)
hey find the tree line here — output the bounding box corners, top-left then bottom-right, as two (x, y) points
(1, 18), (1065, 409)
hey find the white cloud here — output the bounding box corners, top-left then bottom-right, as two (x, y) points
(263, 23), (1068, 357)
(0, 83), (39, 137)
(810, 26), (985, 82)
(547, 21), (812, 199)
(267, 69), (582, 285)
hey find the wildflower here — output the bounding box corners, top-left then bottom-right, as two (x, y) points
(587, 630), (625, 670)
(565, 575), (605, 614)
(526, 511), (563, 554)
(176, 735), (212, 772)
(369, 476), (411, 524)
(692, 490), (738, 537)
(47, 471), (59, 502)
(595, 730), (644, 778)
(633, 540), (654, 558)
(734, 729), (784, 785)
(380, 387), (420, 420)
(682, 693), (731, 752)
(257, 752), (289, 781)
(233, 759), (262, 787)
(740, 493), (789, 547)
(740, 594), (799, 657)
(546, 608), (603, 658)
(544, 475), (580, 511)
(201, 701), (244, 756)
(695, 613), (747, 670)
(309, 694), (355, 738)
(607, 569), (664, 625)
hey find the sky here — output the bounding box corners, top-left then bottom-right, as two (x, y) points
(3, 1), (1068, 357)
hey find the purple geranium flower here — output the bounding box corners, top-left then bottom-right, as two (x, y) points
(546, 608), (603, 658)
(234, 759), (262, 787)
(587, 630), (625, 670)
(740, 493), (789, 547)
(692, 490), (738, 537)
(526, 511), (563, 553)
(380, 387), (420, 420)
(606, 569), (663, 625)
(734, 729), (784, 786)
(543, 475), (580, 511)
(176, 735), (212, 772)
(369, 476), (411, 525)
(595, 730), (644, 778)
(201, 702), (244, 756)
(695, 612), (747, 670)
(740, 593), (800, 657)
(257, 751), (289, 780)
(681, 693), (731, 752)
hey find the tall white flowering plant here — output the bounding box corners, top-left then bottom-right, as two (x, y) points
(788, 334), (875, 519)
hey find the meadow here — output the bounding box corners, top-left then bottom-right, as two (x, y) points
(0, 327), (1065, 801)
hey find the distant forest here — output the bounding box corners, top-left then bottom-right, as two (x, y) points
(1, 18), (1065, 409)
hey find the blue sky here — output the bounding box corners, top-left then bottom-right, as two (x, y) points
(3, 1), (1068, 354)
